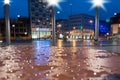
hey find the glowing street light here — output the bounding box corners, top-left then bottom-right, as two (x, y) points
(4, 0), (11, 45)
(57, 24), (62, 32)
(89, 0), (108, 42)
(4, 0), (10, 4)
(46, 0), (63, 46)
(12, 24), (15, 39)
(89, 20), (94, 24)
(90, 0), (108, 10)
(47, 0), (63, 8)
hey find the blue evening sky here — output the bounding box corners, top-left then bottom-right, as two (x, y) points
(0, 0), (120, 20)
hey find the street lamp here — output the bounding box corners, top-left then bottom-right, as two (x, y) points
(57, 24), (62, 32)
(24, 32), (27, 40)
(17, 15), (20, 18)
(46, 0), (63, 46)
(4, 0), (10, 4)
(12, 24), (15, 40)
(89, 20), (94, 24)
(89, 0), (108, 42)
(4, 0), (11, 45)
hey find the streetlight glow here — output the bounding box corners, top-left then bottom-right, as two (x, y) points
(46, 0), (63, 8)
(89, 0), (109, 10)
(89, 20), (93, 24)
(89, 0), (109, 43)
(57, 11), (60, 14)
(46, 0), (64, 46)
(4, 0), (10, 4)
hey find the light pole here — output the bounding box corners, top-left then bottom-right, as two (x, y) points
(52, 6), (56, 46)
(89, 20), (94, 39)
(95, 6), (99, 42)
(24, 32), (27, 40)
(47, 0), (63, 46)
(89, 0), (108, 42)
(57, 24), (62, 39)
(12, 24), (15, 40)
(4, 0), (11, 45)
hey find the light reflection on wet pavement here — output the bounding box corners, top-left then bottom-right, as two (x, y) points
(0, 40), (120, 80)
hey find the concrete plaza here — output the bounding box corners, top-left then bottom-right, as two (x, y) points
(0, 40), (120, 80)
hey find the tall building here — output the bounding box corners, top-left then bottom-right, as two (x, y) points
(29, 0), (52, 39)
(69, 14), (95, 30)
(56, 19), (69, 39)
(11, 17), (30, 40)
(68, 14), (95, 39)
(110, 13), (120, 39)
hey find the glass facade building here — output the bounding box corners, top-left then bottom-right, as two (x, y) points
(29, 0), (52, 39)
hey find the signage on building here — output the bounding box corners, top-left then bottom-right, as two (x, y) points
(36, 28), (50, 31)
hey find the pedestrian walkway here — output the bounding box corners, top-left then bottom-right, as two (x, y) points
(0, 40), (120, 80)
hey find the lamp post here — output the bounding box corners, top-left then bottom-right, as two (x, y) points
(89, 0), (108, 42)
(47, 0), (63, 46)
(52, 6), (56, 46)
(24, 32), (27, 40)
(4, 0), (11, 45)
(12, 24), (15, 40)
(95, 6), (99, 42)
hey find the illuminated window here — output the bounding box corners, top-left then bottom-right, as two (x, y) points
(46, 18), (49, 20)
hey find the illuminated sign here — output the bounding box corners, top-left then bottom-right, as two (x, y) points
(36, 28), (50, 31)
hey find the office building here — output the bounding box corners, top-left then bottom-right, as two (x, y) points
(68, 14), (95, 39)
(29, 0), (52, 39)
(0, 17), (30, 40)
(56, 14), (110, 40)
(110, 13), (120, 39)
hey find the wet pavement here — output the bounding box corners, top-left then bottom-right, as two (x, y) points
(0, 40), (120, 80)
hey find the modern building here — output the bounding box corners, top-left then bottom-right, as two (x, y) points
(0, 17), (30, 40)
(56, 19), (69, 31)
(69, 14), (95, 30)
(11, 17), (30, 40)
(56, 19), (69, 38)
(29, 0), (52, 39)
(68, 14), (95, 40)
(110, 13), (120, 39)
(56, 14), (110, 40)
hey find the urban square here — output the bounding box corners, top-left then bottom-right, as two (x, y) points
(0, 0), (120, 80)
